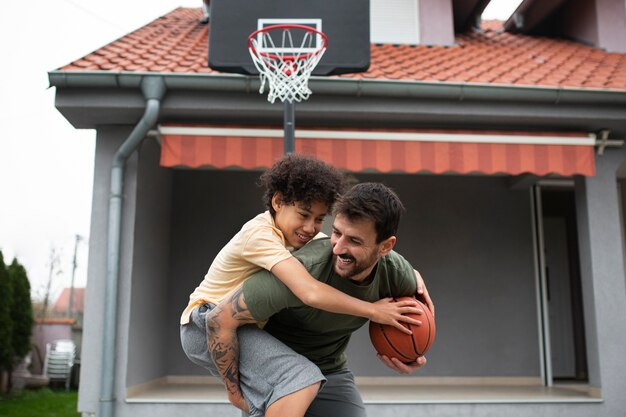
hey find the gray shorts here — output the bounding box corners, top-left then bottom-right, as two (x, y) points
(180, 303), (327, 417)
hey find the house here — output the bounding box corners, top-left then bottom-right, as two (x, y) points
(49, 1), (626, 416)
(28, 288), (85, 378)
(51, 287), (85, 317)
(51, 287), (85, 356)
(31, 318), (76, 376)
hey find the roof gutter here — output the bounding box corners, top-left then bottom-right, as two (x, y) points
(98, 75), (166, 417)
(48, 70), (626, 105)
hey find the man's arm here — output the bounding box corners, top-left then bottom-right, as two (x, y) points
(414, 269), (435, 316)
(205, 286), (257, 412)
(377, 354), (427, 374)
(381, 253), (433, 374)
(385, 251), (434, 315)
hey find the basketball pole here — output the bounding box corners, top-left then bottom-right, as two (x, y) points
(283, 101), (296, 154)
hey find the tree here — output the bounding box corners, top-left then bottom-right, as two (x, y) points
(0, 251), (14, 389)
(41, 247), (61, 319)
(0, 254), (34, 392)
(8, 259), (33, 361)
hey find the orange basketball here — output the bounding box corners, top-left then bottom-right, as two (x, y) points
(369, 296), (435, 363)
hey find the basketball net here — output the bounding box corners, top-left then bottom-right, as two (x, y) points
(248, 25), (327, 104)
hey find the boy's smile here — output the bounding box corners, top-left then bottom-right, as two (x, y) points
(272, 195), (329, 249)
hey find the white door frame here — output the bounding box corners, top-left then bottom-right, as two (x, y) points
(530, 179), (577, 386)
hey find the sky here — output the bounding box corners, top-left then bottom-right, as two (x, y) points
(0, 0), (521, 304)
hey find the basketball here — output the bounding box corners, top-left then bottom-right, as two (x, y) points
(369, 297), (435, 363)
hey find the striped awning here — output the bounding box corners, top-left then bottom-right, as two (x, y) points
(158, 125), (596, 176)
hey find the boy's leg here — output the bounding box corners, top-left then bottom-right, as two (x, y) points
(180, 303), (325, 417)
(265, 381), (321, 417)
(236, 323), (324, 417)
(304, 369), (366, 417)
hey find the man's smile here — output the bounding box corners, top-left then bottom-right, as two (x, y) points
(337, 255), (355, 264)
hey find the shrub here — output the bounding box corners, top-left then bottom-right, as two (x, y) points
(0, 251), (14, 375)
(0, 252), (35, 392)
(8, 259), (33, 361)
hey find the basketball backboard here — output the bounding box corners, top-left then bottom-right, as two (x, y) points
(208, 0), (370, 76)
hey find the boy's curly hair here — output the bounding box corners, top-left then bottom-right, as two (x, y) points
(260, 154), (348, 215)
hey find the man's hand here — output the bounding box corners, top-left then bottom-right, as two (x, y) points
(228, 390), (250, 413)
(377, 353), (427, 375)
(414, 269), (435, 316)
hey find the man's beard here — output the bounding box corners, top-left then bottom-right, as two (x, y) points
(333, 252), (378, 281)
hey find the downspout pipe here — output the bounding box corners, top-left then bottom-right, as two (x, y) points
(99, 76), (166, 417)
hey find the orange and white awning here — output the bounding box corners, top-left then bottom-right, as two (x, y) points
(158, 125), (596, 176)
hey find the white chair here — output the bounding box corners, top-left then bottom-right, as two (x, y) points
(43, 339), (76, 391)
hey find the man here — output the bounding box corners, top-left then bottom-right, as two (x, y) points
(181, 182), (432, 417)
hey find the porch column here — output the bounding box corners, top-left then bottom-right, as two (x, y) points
(575, 147), (626, 413)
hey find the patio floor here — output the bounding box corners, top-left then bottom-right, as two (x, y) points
(126, 376), (602, 404)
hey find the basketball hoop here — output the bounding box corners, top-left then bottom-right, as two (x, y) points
(248, 24), (328, 104)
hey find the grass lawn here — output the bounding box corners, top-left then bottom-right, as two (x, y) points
(0, 388), (80, 417)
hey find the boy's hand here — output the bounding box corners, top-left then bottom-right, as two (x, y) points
(414, 269), (435, 317)
(370, 298), (423, 335)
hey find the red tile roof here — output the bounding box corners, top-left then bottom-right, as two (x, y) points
(34, 318), (77, 325)
(52, 287), (85, 315)
(59, 8), (626, 91)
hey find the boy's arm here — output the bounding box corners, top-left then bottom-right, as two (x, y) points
(205, 286), (257, 413)
(271, 256), (423, 334)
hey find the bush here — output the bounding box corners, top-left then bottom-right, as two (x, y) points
(0, 251), (14, 375)
(8, 260), (33, 361)
(0, 252), (34, 392)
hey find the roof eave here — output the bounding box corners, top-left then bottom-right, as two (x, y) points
(48, 70), (626, 105)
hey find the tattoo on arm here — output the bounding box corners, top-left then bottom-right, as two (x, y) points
(205, 286), (256, 397)
(229, 286), (254, 322)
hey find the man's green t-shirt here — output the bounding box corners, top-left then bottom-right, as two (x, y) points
(242, 237), (417, 373)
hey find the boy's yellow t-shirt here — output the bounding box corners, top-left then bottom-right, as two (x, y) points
(180, 211), (293, 325)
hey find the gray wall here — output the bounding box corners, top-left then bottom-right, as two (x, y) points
(419, 0), (455, 46)
(558, 0), (626, 53)
(165, 169), (266, 375)
(159, 171), (540, 378)
(78, 127), (140, 414)
(126, 138), (173, 387)
(595, 0), (626, 53)
(575, 146), (626, 415)
(346, 173), (539, 377)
